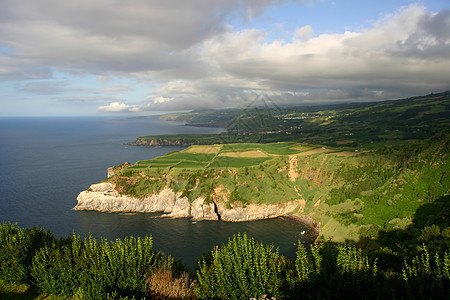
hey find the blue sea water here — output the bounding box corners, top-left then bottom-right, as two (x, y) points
(0, 116), (313, 269)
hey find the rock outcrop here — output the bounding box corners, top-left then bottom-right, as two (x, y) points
(191, 197), (219, 221)
(74, 183), (178, 213)
(216, 200), (301, 222)
(74, 182), (300, 222)
(107, 163), (131, 178)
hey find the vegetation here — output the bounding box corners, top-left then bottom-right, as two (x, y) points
(197, 233), (290, 299)
(133, 91), (450, 147)
(119, 92), (449, 245)
(1, 223), (449, 299)
(109, 131), (449, 245)
(0, 223), (187, 299)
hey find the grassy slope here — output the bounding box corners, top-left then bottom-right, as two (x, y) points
(108, 132), (449, 245)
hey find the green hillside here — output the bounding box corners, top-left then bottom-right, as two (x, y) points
(109, 131), (449, 247)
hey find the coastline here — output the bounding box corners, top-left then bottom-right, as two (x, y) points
(74, 183), (304, 223)
(284, 214), (320, 237)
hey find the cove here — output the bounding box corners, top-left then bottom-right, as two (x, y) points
(0, 117), (314, 269)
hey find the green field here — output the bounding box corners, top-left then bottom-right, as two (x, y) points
(126, 142), (328, 172)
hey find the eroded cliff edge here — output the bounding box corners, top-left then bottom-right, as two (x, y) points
(74, 182), (301, 222)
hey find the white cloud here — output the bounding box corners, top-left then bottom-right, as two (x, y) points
(195, 4), (450, 99)
(294, 25), (314, 41)
(97, 101), (139, 112)
(152, 96), (174, 104)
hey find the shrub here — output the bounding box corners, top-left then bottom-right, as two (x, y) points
(292, 242), (378, 299)
(31, 234), (170, 299)
(402, 246), (450, 298)
(147, 266), (196, 299)
(196, 233), (290, 299)
(0, 223), (55, 284)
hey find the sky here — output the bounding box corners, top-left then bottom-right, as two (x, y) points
(0, 0), (449, 116)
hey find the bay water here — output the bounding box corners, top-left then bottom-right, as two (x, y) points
(0, 116), (313, 269)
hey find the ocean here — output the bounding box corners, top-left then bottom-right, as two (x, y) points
(0, 116), (313, 269)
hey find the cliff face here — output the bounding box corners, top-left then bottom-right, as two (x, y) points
(74, 183), (177, 213)
(216, 201), (301, 222)
(74, 182), (300, 222)
(131, 137), (191, 146)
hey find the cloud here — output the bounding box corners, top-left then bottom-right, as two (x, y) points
(393, 9), (450, 59)
(102, 85), (135, 93)
(97, 101), (140, 112)
(294, 25), (314, 41)
(1, 1), (450, 115)
(152, 96), (174, 104)
(22, 81), (135, 99)
(192, 4), (450, 100)
(0, 0), (296, 79)
(22, 81), (69, 95)
(61, 96), (127, 103)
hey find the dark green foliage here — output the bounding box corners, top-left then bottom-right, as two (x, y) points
(1, 224), (449, 299)
(0, 223), (55, 284)
(292, 242), (378, 299)
(292, 242), (450, 299)
(327, 162), (398, 205)
(31, 234), (169, 299)
(196, 233), (290, 299)
(401, 246), (450, 299)
(0, 223), (176, 299)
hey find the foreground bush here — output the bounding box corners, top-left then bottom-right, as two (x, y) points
(293, 242), (379, 298)
(292, 241), (449, 299)
(196, 233), (291, 299)
(147, 266), (196, 299)
(1, 223), (449, 299)
(402, 246), (450, 298)
(0, 223), (55, 284)
(31, 234), (170, 299)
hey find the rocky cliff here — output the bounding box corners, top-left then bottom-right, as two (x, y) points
(74, 182), (300, 222)
(129, 137), (192, 146)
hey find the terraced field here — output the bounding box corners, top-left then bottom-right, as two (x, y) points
(128, 142), (350, 171)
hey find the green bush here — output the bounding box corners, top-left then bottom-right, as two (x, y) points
(2, 223), (449, 299)
(196, 233), (290, 299)
(0, 223), (55, 284)
(31, 234), (171, 299)
(402, 246), (450, 298)
(292, 242), (378, 299)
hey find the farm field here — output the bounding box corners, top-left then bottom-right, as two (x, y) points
(127, 142), (348, 171)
